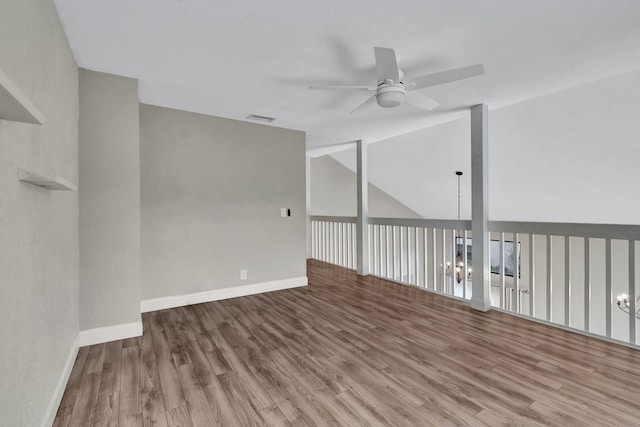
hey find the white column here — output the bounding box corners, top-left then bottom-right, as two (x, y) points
(470, 104), (491, 311)
(305, 156), (312, 258)
(356, 140), (369, 276)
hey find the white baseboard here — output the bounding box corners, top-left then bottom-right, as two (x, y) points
(79, 321), (143, 347)
(40, 335), (79, 427)
(141, 276), (308, 313)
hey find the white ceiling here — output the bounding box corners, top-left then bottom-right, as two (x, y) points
(54, 0), (640, 153)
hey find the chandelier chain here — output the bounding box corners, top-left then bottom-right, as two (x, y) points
(457, 174), (461, 221)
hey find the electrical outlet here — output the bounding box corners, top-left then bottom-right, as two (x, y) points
(240, 269), (247, 280)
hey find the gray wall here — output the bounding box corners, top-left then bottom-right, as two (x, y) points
(0, 0), (79, 425)
(310, 155), (421, 218)
(79, 69), (141, 330)
(140, 104), (307, 299)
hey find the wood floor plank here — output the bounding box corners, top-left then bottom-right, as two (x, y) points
(68, 371), (101, 427)
(148, 312), (186, 411)
(141, 315), (169, 427)
(119, 345), (142, 425)
(54, 260), (640, 427)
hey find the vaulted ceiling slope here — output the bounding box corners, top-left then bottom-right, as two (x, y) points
(54, 0), (640, 152)
(330, 70), (640, 224)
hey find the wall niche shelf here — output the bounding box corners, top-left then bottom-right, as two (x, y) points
(18, 168), (77, 191)
(0, 68), (45, 125)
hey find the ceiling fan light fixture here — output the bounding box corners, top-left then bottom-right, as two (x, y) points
(376, 85), (405, 108)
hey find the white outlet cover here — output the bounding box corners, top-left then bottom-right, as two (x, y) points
(280, 208), (287, 218)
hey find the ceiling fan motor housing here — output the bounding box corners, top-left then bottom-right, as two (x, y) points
(376, 82), (406, 108)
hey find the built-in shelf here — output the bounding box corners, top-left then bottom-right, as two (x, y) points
(18, 168), (77, 191)
(0, 68), (45, 125)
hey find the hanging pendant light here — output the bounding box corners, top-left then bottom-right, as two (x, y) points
(446, 171), (471, 284)
(455, 171), (464, 284)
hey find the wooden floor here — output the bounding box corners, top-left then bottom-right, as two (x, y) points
(54, 260), (640, 426)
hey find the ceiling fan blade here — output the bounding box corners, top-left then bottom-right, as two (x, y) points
(309, 85), (376, 91)
(405, 64), (484, 90)
(350, 95), (377, 115)
(374, 47), (400, 83)
(405, 92), (439, 111)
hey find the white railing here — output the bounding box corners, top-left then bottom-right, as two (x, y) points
(367, 218), (472, 301)
(310, 215), (640, 348)
(311, 216), (357, 270)
(490, 221), (640, 346)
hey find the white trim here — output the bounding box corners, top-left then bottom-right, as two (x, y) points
(40, 335), (79, 427)
(78, 321), (143, 347)
(141, 276), (308, 313)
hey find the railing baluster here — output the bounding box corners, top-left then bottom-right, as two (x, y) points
(325, 221), (329, 263)
(584, 237), (590, 332)
(431, 228), (437, 291)
(451, 230), (456, 295)
(606, 238), (612, 338)
(392, 226), (397, 280)
(352, 223), (357, 270)
(500, 232), (505, 309)
(530, 234), (535, 318)
(374, 224), (379, 276)
(337, 222), (341, 266)
(327, 221), (332, 264)
(345, 224), (352, 268)
(565, 235), (571, 326)
(316, 221), (320, 260)
(344, 223), (348, 267)
(338, 222), (342, 266)
(400, 227), (405, 282)
(336, 222), (340, 266)
(321, 222), (325, 262)
(325, 222), (329, 264)
(441, 229), (446, 293)
(514, 232), (519, 313)
(368, 224), (373, 272)
(463, 230), (468, 300)
(423, 228), (428, 288)
(406, 227), (410, 282)
(353, 222), (357, 269)
(385, 226), (390, 279)
(311, 221), (315, 259)
(547, 235), (552, 322)
(332, 222), (336, 265)
(629, 240), (636, 345)
(415, 227), (420, 286)
(405, 227), (410, 283)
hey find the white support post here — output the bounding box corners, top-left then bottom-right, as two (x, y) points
(356, 140), (369, 276)
(470, 104), (491, 311)
(306, 156), (312, 258)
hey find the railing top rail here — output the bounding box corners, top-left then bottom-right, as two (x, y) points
(311, 215), (357, 223)
(311, 215), (640, 240)
(368, 217), (471, 230)
(489, 220), (640, 240)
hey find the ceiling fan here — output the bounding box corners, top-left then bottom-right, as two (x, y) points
(309, 47), (484, 114)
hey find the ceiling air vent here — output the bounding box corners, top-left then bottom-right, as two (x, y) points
(246, 114), (276, 123)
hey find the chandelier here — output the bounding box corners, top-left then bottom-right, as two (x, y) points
(616, 293), (640, 319)
(446, 171), (472, 284)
